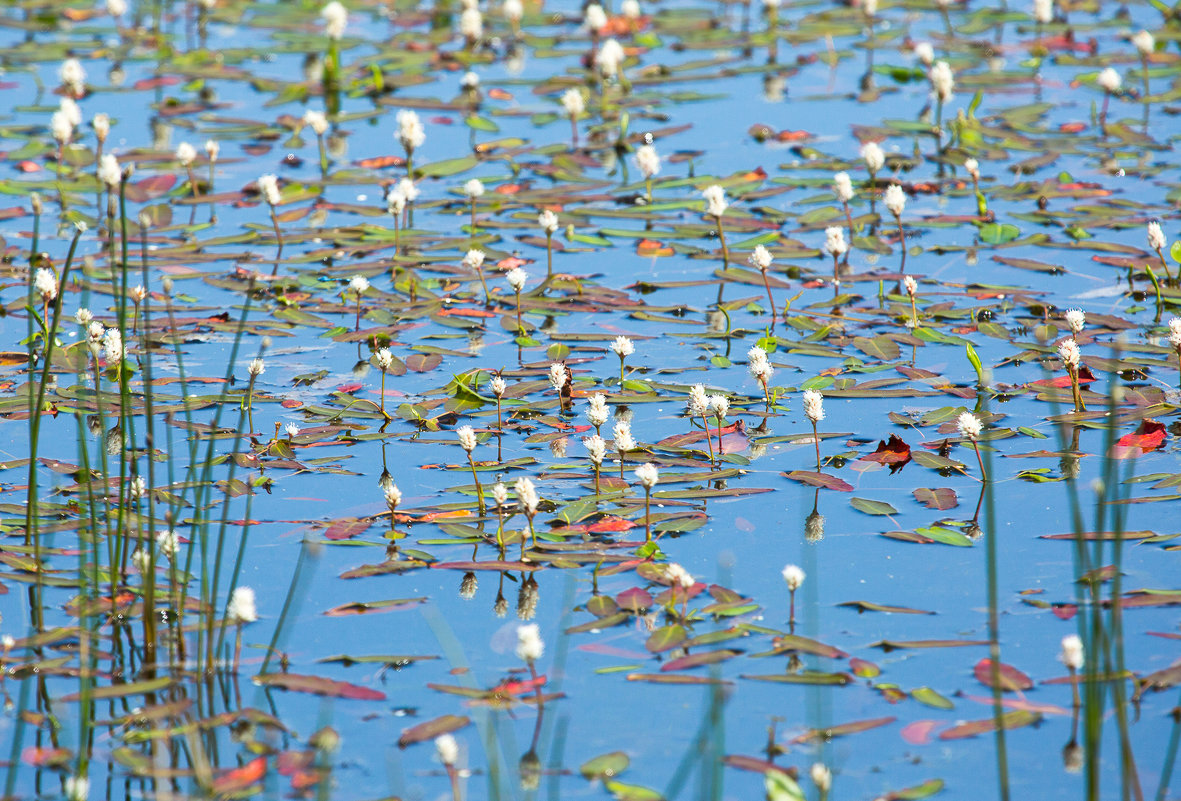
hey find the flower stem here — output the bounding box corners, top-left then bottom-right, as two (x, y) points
(716, 215), (729, 268)
(812, 420), (820, 471)
(644, 488), (651, 543)
(467, 454), (485, 515)
(972, 440), (988, 482)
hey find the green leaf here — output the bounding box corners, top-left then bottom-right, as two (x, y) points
(764, 771), (805, 801)
(977, 223), (1021, 244)
(464, 115), (500, 133)
(581, 751), (629, 781)
(851, 497), (898, 516)
(911, 686), (954, 709)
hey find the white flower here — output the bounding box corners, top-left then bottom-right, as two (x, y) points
(205, 139), (219, 161)
(75, 308), (93, 326)
(60, 98), (82, 127)
(321, 1), (347, 40)
(384, 483), (402, 509)
(98, 154), (121, 187)
(561, 88), (585, 118)
(457, 250), (485, 273)
(825, 226), (848, 257)
(810, 763), (832, 793)
(548, 362), (568, 390)
(51, 111), (74, 144)
(34, 268), (57, 301)
(1064, 308), (1085, 334)
(748, 344), (771, 373)
(833, 171), (854, 203)
(396, 109), (426, 152)
(303, 109), (329, 136)
(635, 144), (660, 179)
(387, 190), (406, 216)
(1097, 67), (1121, 93)
(748, 244), (773, 271)
(107, 0), (126, 16)
(884, 184), (906, 217)
(492, 482), (508, 507)
(665, 562), (694, 590)
(702, 184), (728, 217)
(459, 7), (483, 39)
(376, 348), (395, 371)
(964, 157), (980, 180)
(539, 209), (559, 234)
(598, 39), (625, 77)
(435, 734), (459, 766)
(228, 587), (258, 623)
(584, 434), (607, 464)
(59, 59), (86, 94)
(914, 42), (934, 66)
(516, 623), (544, 662)
(461, 71), (480, 90)
(904, 275), (918, 296)
(1059, 634), (1084, 671)
(64, 775), (89, 801)
(1133, 29), (1154, 57)
(503, 0), (522, 20)
(457, 425), (478, 453)
(861, 141), (885, 173)
(515, 476), (539, 514)
(87, 321), (105, 347)
(247, 357), (265, 377)
(1033, 0), (1052, 23)
(622, 0), (641, 17)
(611, 336), (635, 358)
(258, 174), (281, 206)
(586, 394), (609, 427)
(103, 327), (124, 362)
(463, 178), (485, 199)
(1058, 338), (1081, 369)
(489, 375), (506, 397)
(397, 177), (419, 203)
(92, 113), (110, 141)
(782, 564), (805, 590)
(708, 394), (729, 418)
(929, 61), (955, 102)
(130, 284), (147, 303)
(129, 475), (146, 499)
(585, 3), (607, 30)
(284, 422), (300, 438)
(1148, 221), (1167, 252)
(956, 411), (982, 440)
(803, 389), (824, 423)
(1169, 316), (1181, 341)
(131, 548), (150, 573)
(348, 275), (369, 295)
(175, 142), (196, 166)
(155, 529), (180, 558)
(1, 635), (14, 650)
(687, 384), (709, 416)
(613, 420), (636, 452)
(635, 462), (659, 489)
(506, 267), (527, 291)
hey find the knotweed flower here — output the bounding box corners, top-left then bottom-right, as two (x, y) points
(611, 335), (634, 386)
(457, 425), (485, 514)
(60, 58), (86, 98)
(515, 476), (540, 552)
(506, 267), (527, 334)
(460, 7), (483, 47)
(539, 209), (559, 276)
(586, 392), (609, 434)
(685, 383), (716, 465)
(861, 141), (885, 185)
(464, 177), (485, 241)
(322, 0), (347, 39)
(914, 42), (934, 66)
(503, 0), (523, 35)
(905, 275), (920, 328)
(156, 528), (180, 560)
(463, 248), (489, 304)
(708, 394), (729, 461)
(613, 419), (635, 480)
(561, 88), (586, 149)
(782, 563), (804, 625)
(584, 434), (607, 494)
(226, 585), (257, 669)
(884, 183), (908, 273)
(1064, 308), (1085, 338)
(666, 562), (693, 616)
(98, 154), (121, 188)
(1059, 338), (1085, 413)
(1060, 633), (1084, 707)
(811, 763), (832, 798)
(1148, 221), (1170, 280)
(702, 185), (730, 267)
(1096, 67), (1120, 130)
(1033, 0), (1052, 24)
(748, 345), (774, 404)
(957, 411), (987, 480)
(396, 109), (425, 177)
(303, 109), (330, 173)
(802, 389), (824, 470)
(929, 61), (955, 132)
(257, 174), (284, 264)
(598, 38), (625, 81)
(825, 226), (847, 286)
(635, 462), (659, 542)
(64, 776), (88, 801)
(833, 171), (856, 251)
(747, 244), (777, 317)
(373, 348), (395, 416)
(635, 144), (660, 203)
(548, 361), (569, 407)
(348, 274), (368, 330)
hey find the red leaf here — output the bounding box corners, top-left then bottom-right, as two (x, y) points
(900, 720), (940, 745)
(1113, 419), (1166, 457)
(133, 76), (182, 90)
(124, 174), (177, 202)
(587, 516), (636, 533)
(782, 470), (854, 492)
(973, 658), (1033, 692)
(615, 587), (652, 612)
(636, 238), (674, 257)
(254, 673), (386, 701)
(212, 757), (267, 794)
(1051, 604), (1078, 620)
(860, 434), (912, 472)
(355, 155), (405, 169)
(491, 674), (546, 695)
(323, 518), (371, 541)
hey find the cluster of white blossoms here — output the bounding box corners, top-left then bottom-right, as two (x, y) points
(613, 419), (636, 452)
(1097, 67), (1121, 93)
(702, 185), (728, 217)
(1058, 337), (1081, 369)
(1148, 221), (1167, 252)
(634, 462), (659, 489)
(825, 226), (848, 258)
(1033, 0), (1053, 23)
(506, 267), (527, 292)
(833, 171), (854, 203)
(611, 335), (635, 358)
(803, 390), (824, 424)
(539, 209), (559, 235)
(747, 345), (773, 383)
(516, 623), (544, 662)
(782, 564), (805, 590)
(598, 39), (625, 77)
(635, 144), (660, 179)
(929, 61), (955, 102)
(561, 88), (586, 118)
(397, 110), (426, 153)
(861, 141), (885, 174)
(748, 244), (773, 272)
(1059, 634), (1084, 671)
(257, 174), (281, 206)
(665, 562), (694, 590)
(884, 184), (906, 217)
(586, 393), (610, 427)
(957, 411), (982, 440)
(303, 109), (329, 136)
(321, 1), (347, 39)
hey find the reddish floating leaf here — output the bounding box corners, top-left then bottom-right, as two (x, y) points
(974, 658), (1033, 692)
(1112, 419), (1166, 458)
(397, 715), (471, 748)
(860, 434), (912, 471)
(254, 673), (386, 701)
(212, 757), (267, 794)
(913, 487), (958, 510)
(323, 518), (371, 541)
(783, 470), (854, 492)
(939, 710), (1041, 740)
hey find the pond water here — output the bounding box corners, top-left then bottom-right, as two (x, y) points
(0, 0), (1179, 799)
